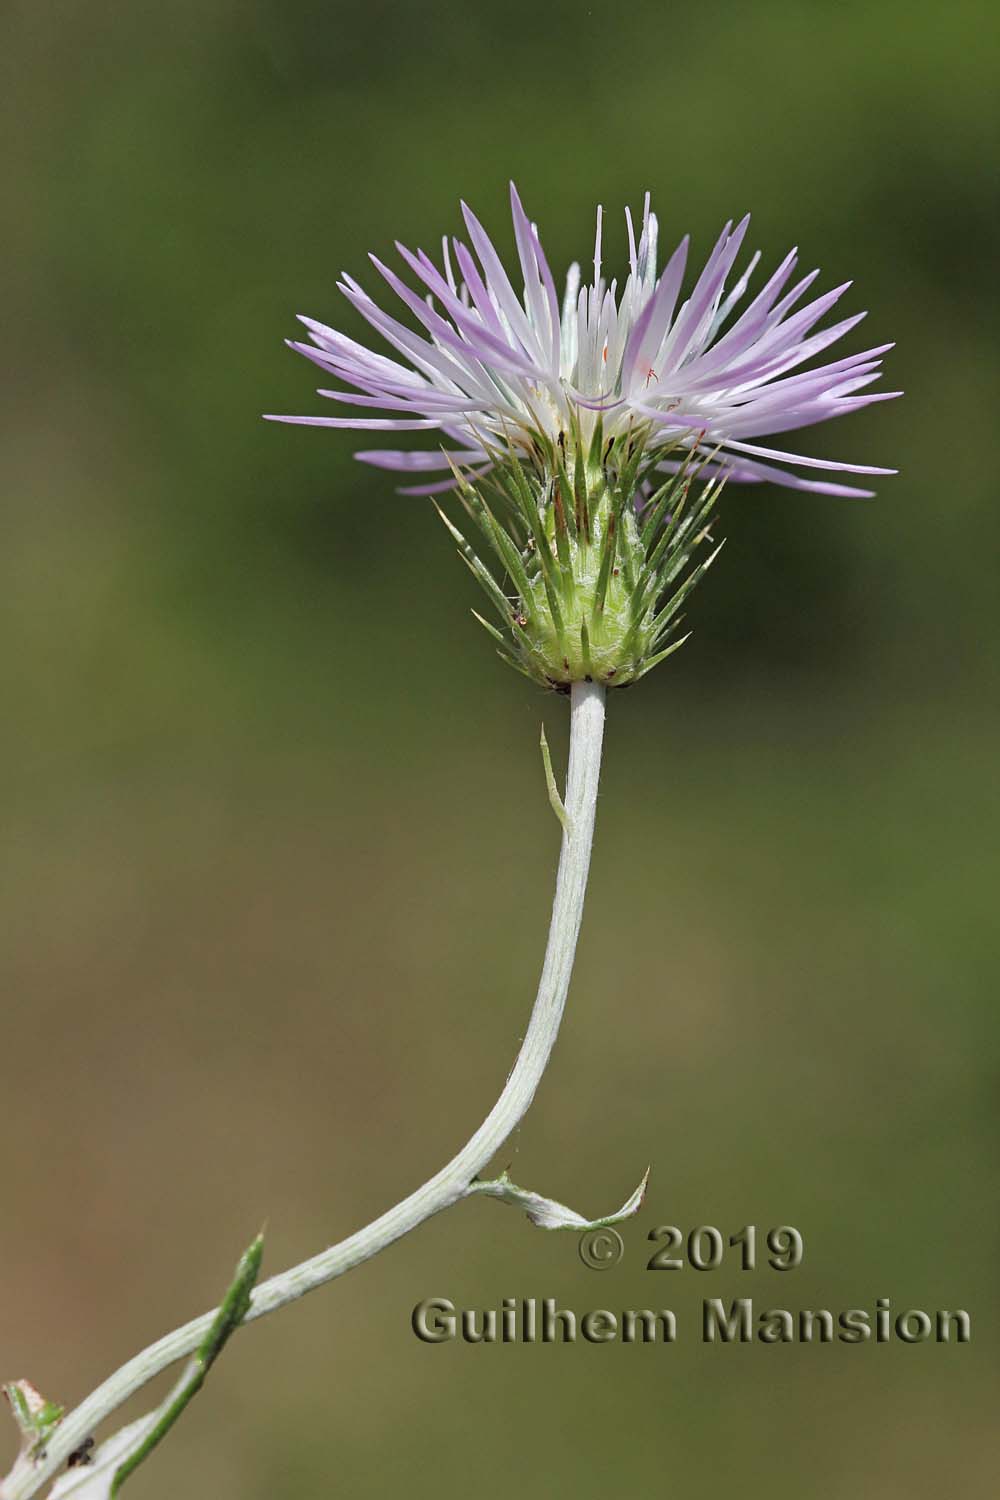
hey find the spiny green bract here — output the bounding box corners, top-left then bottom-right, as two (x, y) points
(436, 424), (725, 689)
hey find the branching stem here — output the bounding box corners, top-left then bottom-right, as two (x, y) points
(2, 681), (607, 1500)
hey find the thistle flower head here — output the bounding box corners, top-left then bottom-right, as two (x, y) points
(268, 185), (898, 687)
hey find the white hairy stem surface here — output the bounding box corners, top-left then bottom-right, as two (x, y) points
(3, 680), (606, 1500)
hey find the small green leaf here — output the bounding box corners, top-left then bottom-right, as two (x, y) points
(3, 1381), (64, 1459)
(108, 1234), (264, 1497)
(539, 725), (571, 834)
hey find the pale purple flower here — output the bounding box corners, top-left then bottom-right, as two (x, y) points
(268, 184), (898, 499)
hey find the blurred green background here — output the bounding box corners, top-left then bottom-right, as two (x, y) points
(2, 1), (997, 1496)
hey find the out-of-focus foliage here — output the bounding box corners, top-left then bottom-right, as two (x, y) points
(2, 3), (996, 1497)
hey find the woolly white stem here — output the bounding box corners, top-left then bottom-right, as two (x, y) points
(3, 681), (607, 1499)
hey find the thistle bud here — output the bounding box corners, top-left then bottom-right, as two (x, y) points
(438, 428), (724, 688)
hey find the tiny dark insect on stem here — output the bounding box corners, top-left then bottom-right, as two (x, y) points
(67, 1438), (95, 1469)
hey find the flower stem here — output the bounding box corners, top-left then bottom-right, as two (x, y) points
(3, 681), (606, 1499)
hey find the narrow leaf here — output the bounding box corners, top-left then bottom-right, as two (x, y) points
(539, 725), (571, 834)
(468, 1167), (651, 1232)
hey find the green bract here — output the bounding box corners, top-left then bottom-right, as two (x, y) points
(437, 425), (725, 689)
